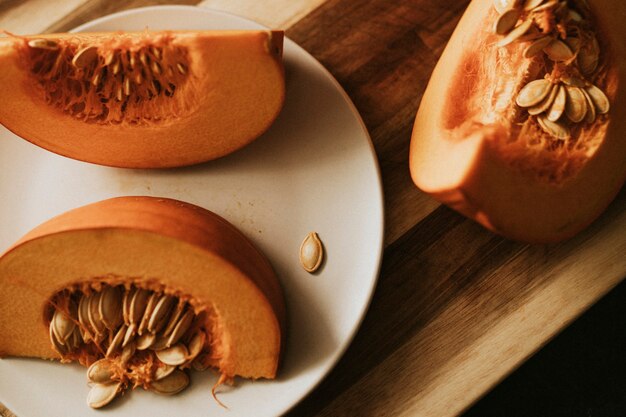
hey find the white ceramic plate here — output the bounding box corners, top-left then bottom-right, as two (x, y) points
(0, 6), (383, 417)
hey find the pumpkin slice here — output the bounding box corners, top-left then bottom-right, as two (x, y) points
(410, 0), (626, 242)
(0, 30), (285, 168)
(0, 196), (285, 389)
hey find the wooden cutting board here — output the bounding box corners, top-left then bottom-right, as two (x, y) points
(1, 1), (625, 416)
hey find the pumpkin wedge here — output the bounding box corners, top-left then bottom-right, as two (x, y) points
(0, 30), (285, 168)
(0, 196), (285, 407)
(410, 0), (626, 243)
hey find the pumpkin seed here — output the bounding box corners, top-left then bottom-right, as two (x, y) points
(136, 332), (157, 350)
(130, 289), (151, 325)
(162, 300), (186, 338)
(119, 341), (135, 366)
(151, 60), (162, 76)
(564, 86), (588, 123)
(582, 88), (597, 123)
(148, 295), (175, 333)
(300, 232), (324, 273)
(72, 46), (98, 69)
(537, 115), (570, 139)
(585, 84), (610, 114)
(88, 291), (106, 337)
(154, 364), (177, 381)
(516, 79), (552, 108)
(52, 305), (76, 344)
(27, 38), (59, 51)
(547, 84), (567, 122)
(49, 322), (68, 354)
(106, 324), (127, 358)
(186, 332), (206, 362)
(99, 286), (123, 330)
(578, 36), (599, 75)
(523, 36), (552, 58)
(560, 75), (586, 88)
(123, 76), (131, 96)
(155, 344), (189, 366)
(167, 309), (194, 347)
(122, 287), (135, 325)
(544, 39), (574, 62)
(497, 18), (534, 47)
(495, 8), (522, 35)
(150, 335), (170, 351)
(122, 322), (137, 348)
(87, 382), (122, 409)
(176, 63), (187, 75)
(528, 83), (557, 115)
(149, 370), (189, 395)
(138, 292), (159, 335)
(78, 294), (94, 341)
(87, 358), (116, 384)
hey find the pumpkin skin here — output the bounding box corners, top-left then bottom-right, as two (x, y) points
(0, 196), (285, 380)
(0, 31), (285, 168)
(410, 0), (626, 243)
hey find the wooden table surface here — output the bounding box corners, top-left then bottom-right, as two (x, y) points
(1, 1), (625, 416)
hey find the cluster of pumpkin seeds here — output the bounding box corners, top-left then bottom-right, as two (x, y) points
(48, 284), (210, 409)
(26, 38), (190, 123)
(492, 0), (610, 139)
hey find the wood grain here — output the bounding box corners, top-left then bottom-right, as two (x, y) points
(0, 1), (624, 417)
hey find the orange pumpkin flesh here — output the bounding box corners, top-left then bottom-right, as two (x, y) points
(0, 31), (285, 168)
(0, 196), (285, 380)
(410, 0), (626, 243)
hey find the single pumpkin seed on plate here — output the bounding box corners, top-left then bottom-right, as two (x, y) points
(585, 84), (610, 114)
(87, 381), (122, 409)
(544, 39), (574, 62)
(87, 358), (116, 384)
(156, 344), (189, 366)
(497, 18), (534, 47)
(537, 115), (570, 139)
(547, 84), (567, 122)
(527, 83), (557, 115)
(516, 79), (552, 108)
(582, 89), (597, 123)
(300, 232), (324, 273)
(565, 86), (588, 123)
(149, 370), (189, 395)
(495, 8), (522, 35)
(523, 36), (552, 58)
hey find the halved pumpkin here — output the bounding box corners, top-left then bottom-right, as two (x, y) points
(0, 30), (285, 168)
(0, 196), (285, 381)
(410, 0), (625, 242)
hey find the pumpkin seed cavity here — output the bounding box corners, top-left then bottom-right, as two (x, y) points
(25, 35), (192, 124)
(47, 283), (210, 409)
(491, 0), (610, 141)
